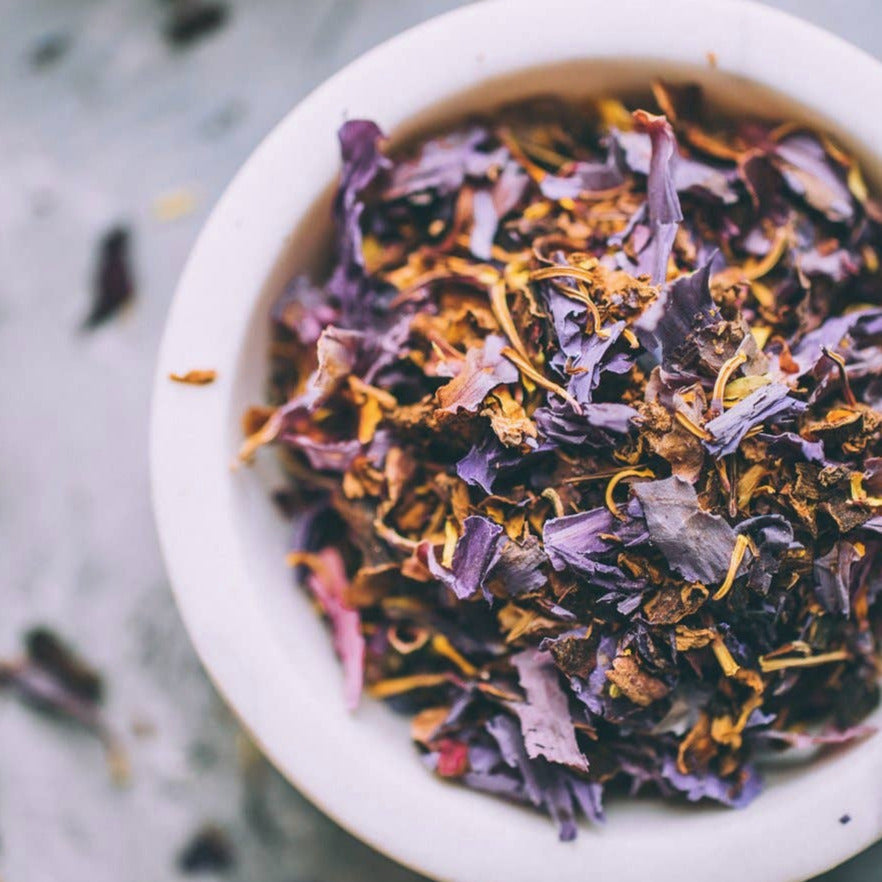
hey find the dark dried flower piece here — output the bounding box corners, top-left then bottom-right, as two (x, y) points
(83, 226), (133, 329)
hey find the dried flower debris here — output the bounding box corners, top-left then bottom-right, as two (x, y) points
(0, 627), (128, 783)
(239, 83), (882, 838)
(177, 823), (236, 874)
(83, 225), (134, 330)
(169, 369), (217, 385)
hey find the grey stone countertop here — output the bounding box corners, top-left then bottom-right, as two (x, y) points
(2, 1), (881, 880)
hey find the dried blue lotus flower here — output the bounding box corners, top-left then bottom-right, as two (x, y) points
(237, 84), (882, 839)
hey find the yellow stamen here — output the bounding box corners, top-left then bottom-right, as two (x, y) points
(724, 375), (772, 407)
(848, 163), (869, 204)
(541, 487), (566, 518)
(431, 634), (478, 677)
(501, 346), (582, 410)
(821, 346), (858, 408)
(713, 534), (753, 601)
(557, 284), (608, 337)
(851, 472), (882, 507)
(743, 226), (790, 280)
(711, 351), (748, 412)
(622, 327), (640, 349)
(758, 650), (850, 673)
(674, 410), (712, 441)
(711, 636), (741, 677)
(750, 325), (773, 350)
(498, 128), (547, 183)
(761, 641), (812, 661)
(285, 551), (334, 585)
(604, 468), (655, 521)
(503, 608), (539, 644)
(348, 375), (398, 409)
(489, 279), (531, 361)
(529, 265), (601, 286)
(596, 98), (634, 131)
(442, 519), (459, 568)
(563, 466), (651, 484)
(237, 409), (283, 462)
(368, 673), (450, 698)
(517, 137), (572, 168)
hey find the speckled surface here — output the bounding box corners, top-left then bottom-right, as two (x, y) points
(1, 1), (881, 880)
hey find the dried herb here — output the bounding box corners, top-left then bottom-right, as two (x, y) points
(177, 824), (236, 874)
(169, 369), (217, 385)
(163, 0), (229, 48)
(28, 33), (71, 70)
(240, 84), (882, 838)
(83, 225), (134, 329)
(0, 627), (127, 783)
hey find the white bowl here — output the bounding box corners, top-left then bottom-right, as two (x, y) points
(151, 2), (882, 880)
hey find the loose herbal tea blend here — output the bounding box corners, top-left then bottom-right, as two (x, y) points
(241, 83), (882, 838)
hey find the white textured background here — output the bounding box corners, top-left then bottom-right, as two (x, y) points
(1, 1), (881, 880)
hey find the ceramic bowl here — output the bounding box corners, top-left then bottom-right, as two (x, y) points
(151, 2), (882, 879)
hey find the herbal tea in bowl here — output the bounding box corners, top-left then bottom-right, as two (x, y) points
(151, 2), (882, 880)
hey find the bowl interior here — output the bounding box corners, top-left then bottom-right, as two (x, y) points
(156, 34), (882, 882)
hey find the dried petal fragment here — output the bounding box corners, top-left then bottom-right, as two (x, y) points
(510, 648), (589, 773)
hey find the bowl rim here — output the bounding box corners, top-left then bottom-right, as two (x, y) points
(151, 2), (882, 880)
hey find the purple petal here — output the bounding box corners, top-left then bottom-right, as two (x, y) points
(436, 335), (518, 414)
(616, 129), (739, 204)
(278, 435), (362, 472)
(775, 133), (853, 223)
(790, 307), (882, 375)
(570, 634), (617, 718)
(425, 515), (505, 601)
(470, 162), (530, 259)
(757, 431), (826, 464)
(635, 258), (719, 367)
(814, 540), (862, 615)
(302, 326), (364, 409)
(469, 189), (498, 260)
(539, 151), (624, 200)
(509, 648), (589, 773)
(564, 320), (629, 404)
(633, 476), (738, 584)
(327, 120), (391, 312)
(704, 384), (805, 457)
(456, 434), (519, 494)
(491, 533), (547, 595)
(535, 402), (638, 446)
(736, 515), (799, 593)
(385, 127), (504, 199)
(759, 724), (876, 750)
(566, 777), (606, 825)
(624, 115), (683, 284)
(542, 507), (616, 572)
(305, 549), (365, 710)
(799, 247), (860, 282)
(661, 756), (762, 808)
(486, 714), (545, 805)
(271, 276), (337, 344)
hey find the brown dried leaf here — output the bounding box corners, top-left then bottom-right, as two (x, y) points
(606, 654), (670, 707)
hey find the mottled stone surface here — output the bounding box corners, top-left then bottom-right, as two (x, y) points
(1, 1), (880, 880)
